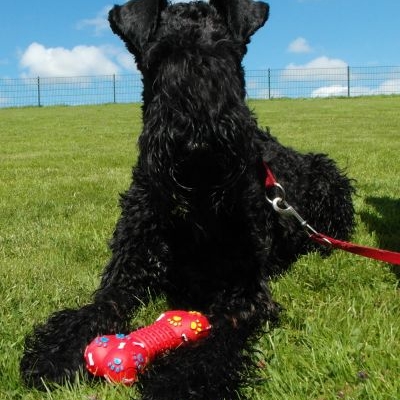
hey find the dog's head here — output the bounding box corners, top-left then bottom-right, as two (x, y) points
(109, 0), (269, 69)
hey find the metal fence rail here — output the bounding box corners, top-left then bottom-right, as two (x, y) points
(1, 66), (399, 108)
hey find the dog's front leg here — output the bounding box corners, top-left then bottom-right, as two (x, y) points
(20, 182), (169, 389)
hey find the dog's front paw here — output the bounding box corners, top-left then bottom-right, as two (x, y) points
(20, 307), (94, 388)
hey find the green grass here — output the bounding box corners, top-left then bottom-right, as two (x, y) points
(1, 97), (399, 399)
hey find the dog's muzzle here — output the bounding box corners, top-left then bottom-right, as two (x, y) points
(169, 148), (246, 193)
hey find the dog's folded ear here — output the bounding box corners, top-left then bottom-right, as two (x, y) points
(210, 0), (269, 42)
(109, 0), (167, 56)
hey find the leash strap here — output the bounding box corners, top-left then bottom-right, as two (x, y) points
(310, 232), (400, 265)
(263, 162), (400, 265)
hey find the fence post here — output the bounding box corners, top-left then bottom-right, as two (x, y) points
(268, 68), (271, 100)
(113, 74), (116, 103)
(37, 76), (41, 107)
(347, 66), (350, 97)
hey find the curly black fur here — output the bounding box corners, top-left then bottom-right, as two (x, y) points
(20, 0), (355, 398)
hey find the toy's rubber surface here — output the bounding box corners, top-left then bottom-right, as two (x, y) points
(84, 310), (211, 385)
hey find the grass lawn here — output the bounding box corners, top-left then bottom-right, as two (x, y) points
(0, 96), (399, 399)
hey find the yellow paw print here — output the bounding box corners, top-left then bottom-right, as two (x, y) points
(167, 315), (182, 327)
(190, 320), (203, 335)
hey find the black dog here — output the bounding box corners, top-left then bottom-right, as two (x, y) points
(20, 0), (354, 398)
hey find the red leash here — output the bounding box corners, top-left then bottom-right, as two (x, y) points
(263, 162), (400, 265)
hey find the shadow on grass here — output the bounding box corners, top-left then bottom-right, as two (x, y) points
(359, 196), (400, 278)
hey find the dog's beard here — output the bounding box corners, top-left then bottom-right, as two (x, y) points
(140, 102), (253, 215)
(170, 147), (245, 192)
(164, 144), (246, 217)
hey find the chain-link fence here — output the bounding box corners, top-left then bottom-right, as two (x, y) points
(1, 66), (399, 108)
(0, 74), (142, 108)
(245, 66), (400, 99)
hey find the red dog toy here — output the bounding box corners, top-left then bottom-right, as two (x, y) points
(84, 310), (211, 385)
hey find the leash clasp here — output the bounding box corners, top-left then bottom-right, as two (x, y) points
(270, 197), (322, 237)
(263, 161), (331, 244)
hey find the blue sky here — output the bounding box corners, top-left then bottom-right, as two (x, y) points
(1, 1), (400, 81)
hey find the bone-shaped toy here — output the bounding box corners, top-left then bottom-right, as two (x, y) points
(84, 310), (211, 385)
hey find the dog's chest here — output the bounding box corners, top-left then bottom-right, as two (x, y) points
(165, 211), (256, 299)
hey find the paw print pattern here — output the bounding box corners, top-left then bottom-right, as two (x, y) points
(190, 320), (204, 334)
(95, 336), (110, 347)
(116, 333), (126, 339)
(107, 357), (124, 373)
(94, 333), (127, 348)
(133, 353), (146, 371)
(167, 315), (183, 327)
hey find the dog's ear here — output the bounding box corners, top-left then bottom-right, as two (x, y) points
(109, 0), (167, 56)
(210, 0), (269, 42)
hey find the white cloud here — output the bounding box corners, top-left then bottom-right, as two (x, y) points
(102, 45), (138, 73)
(313, 85), (372, 98)
(116, 53), (136, 72)
(287, 37), (312, 54)
(18, 42), (136, 78)
(311, 85), (348, 97)
(282, 56), (348, 81)
(286, 56), (348, 70)
(76, 5), (112, 36)
(311, 79), (400, 98)
(376, 79), (400, 95)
